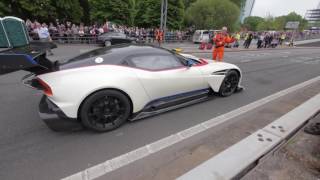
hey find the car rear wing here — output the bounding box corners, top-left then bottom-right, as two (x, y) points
(0, 42), (58, 75)
(0, 16), (57, 75)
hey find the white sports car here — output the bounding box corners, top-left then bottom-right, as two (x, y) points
(1, 44), (243, 132)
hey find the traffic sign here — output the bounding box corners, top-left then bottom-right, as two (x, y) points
(285, 21), (300, 29)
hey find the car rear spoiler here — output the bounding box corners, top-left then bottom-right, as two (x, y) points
(0, 16), (58, 75)
(0, 42), (58, 75)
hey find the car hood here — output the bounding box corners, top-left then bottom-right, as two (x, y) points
(180, 53), (241, 73)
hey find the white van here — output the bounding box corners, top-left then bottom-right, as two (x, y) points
(192, 30), (210, 43)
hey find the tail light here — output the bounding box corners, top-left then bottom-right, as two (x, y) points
(36, 78), (53, 96)
(21, 75), (53, 96)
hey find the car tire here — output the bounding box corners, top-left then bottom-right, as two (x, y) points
(80, 90), (131, 132)
(104, 41), (111, 47)
(218, 70), (239, 97)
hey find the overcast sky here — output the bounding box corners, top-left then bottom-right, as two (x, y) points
(251, 0), (320, 17)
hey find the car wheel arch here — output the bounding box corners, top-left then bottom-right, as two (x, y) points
(207, 68), (241, 92)
(231, 69), (241, 78)
(218, 69), (241, 97)
(77, 88), (134, 121)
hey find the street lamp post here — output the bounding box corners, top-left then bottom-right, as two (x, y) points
(160, 0), (168, 42)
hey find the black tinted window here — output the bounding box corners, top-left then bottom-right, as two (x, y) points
(102, 32), (124, 37)
(116, 33), (126, 38)
(130, 55), (183, 70)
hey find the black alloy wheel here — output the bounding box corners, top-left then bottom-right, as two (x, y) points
(219, 70), (240, 97)
(104, 40), (112, 47)
(80, 90), (131, 132)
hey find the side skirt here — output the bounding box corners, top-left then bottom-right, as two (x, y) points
(130, 89), (212, 121)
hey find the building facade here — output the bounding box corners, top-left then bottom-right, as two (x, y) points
(305, 1), (320, 30)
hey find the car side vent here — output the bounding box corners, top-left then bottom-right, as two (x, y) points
(211, 70), (229, 75)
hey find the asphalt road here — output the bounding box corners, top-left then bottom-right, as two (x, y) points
(0, 44), (320, 180)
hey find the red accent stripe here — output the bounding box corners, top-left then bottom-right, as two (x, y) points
(40, 59), (209, 76)
(193, 59), (208, 67)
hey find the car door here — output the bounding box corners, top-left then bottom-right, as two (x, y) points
(112, 33), (129, 44)
(127, 53), (206, 101)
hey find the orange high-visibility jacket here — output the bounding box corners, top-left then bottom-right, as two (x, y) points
(213, 33), (234, 48)
(155, 30), (163, 41)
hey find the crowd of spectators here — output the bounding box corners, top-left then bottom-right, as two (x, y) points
(25, 19), (193, 43)
(200, 30), (320, 51)
(240, 31), (289, 49)
(230, 30), (320, 49)
(25, 19), (320, 46)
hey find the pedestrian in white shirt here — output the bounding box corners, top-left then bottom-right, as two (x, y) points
(34, 23), (53, 55)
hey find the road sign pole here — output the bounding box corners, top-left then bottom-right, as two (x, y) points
(291, 29), (296, 46)
(164, 0), (167, 42)
(160, 0), (164, 30)
(160, 0), (167, 43)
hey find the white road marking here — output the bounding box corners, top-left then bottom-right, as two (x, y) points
(62, 75), (320, 180)
(305, 59), (320, 65)
(240, 60), (253, 63)
(281, 51), (290, 54)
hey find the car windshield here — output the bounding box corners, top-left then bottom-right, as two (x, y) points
(173, 53), (200, 66)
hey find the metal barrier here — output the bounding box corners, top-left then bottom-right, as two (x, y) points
(28, 32), (320, 45)
(295, 33), (320, 41)
(51, 35), (99, 44)
(29, 32), (193, 44)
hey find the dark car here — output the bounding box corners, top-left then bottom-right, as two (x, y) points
(97, 32), (137, 47)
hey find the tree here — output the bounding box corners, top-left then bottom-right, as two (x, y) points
(167, 0), (185, 29)
(185, 0), (240, 31)
(286, 12), (304, 22)
(79, 0), (90, 24)
(243, 16), (264, 31)
(135, 0), (161, 28)
(0, 0), (57, 22)
(256, 16), (275, 31)
(183, 0), (197, 9)
(285, 12), (308, 30)
(273, 15), (287, 30)
(90, 0), (129, 24)
(0, 0), (84, 23)
(246, 12), (309, 31)
(230, 0), (246, 8)
(0, 1), (10, 17)
(135, 0), (184, 29)
(52, 0), (83, 23)
(127, 0), (138, 26)
(257, 12), (308, 31)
